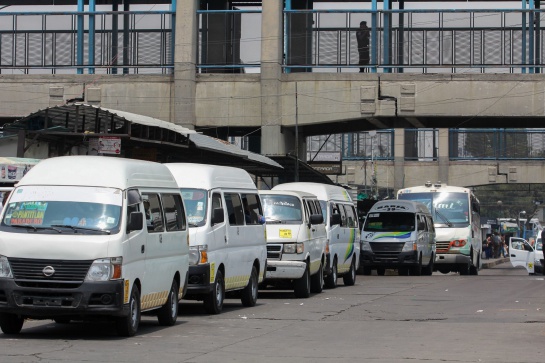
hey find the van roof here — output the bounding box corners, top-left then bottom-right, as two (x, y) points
(17, 156), (178, 189)
(272, 182), (353, 202)
(370, 200), (430, 214)
(259, 190), (317, 199)
(165, 163), (257, 190)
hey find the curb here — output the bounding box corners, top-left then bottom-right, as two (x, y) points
(481, 257), (510, 269)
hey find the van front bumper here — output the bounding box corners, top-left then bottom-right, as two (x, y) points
(265, 260), (307, 280)
(0, 279), (128, 319)
(360, 250), (419, 268)
(184, 264), (212, 296)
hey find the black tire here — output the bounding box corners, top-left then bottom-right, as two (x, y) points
(157, 279), (179, 326)
(409, 254), (422, 276)
(241, 266), (258, 307)
(438, 268), (450, 274)
(0, 313), (24, 335)
(343, 258), (356, 286)
(294, 263), (311, 298)
(204, 269), (224, 314)
(310, 262), (324, 293)
(362, 265), (372, 275)
(421, 253), (434, 276)
(469, 250), (479, 276)
(116, 284), (141, 337)
(53, 317), (71, 324)
(324, 258), (338, 288)
(398, 267), (409, 276)
(377, 267), (386, 276)
(459, 261), (470, 275)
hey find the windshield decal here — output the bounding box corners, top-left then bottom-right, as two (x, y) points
(9, 202), (47, 225)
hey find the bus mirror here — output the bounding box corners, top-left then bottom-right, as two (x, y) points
(211, 207), (224, 225)
(127, 211), (143, 232)
(330, 213), (341, 226)
(418, 221), (426, 231)
(309, 214), (324, 225)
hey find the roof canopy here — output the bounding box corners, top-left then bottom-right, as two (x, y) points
(3, 103), (282, 176)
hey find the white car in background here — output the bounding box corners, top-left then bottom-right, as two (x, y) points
(535, 237), (544, 275)
(509, 237), (543, 275)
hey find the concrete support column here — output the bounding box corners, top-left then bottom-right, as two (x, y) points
(438, 128), (449, 184)
(260, 0), (285, 155)
(173, 0), (198, 128)
(393, 128), (405, 192)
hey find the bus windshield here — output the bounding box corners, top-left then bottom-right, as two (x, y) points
(398, 192), (469, 227)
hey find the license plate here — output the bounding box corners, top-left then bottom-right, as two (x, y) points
(279, 229), (292, 238)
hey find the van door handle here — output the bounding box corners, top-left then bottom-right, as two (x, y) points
(141, 245), (145, 253)
(159, 235), (163, 243)
(225, 236), (227, 243)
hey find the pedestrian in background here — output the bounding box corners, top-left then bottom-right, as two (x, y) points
(356, 21), (370, 72)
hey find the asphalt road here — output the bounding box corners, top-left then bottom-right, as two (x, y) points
(1, 263), (544, 363)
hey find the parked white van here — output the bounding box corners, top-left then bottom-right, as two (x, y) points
(0, 156), (189, 336)
(360, 200), (436, 276)
(165, 163), (267, 314)
(259, 190), (327, 298)
(272, 183), (359, 288)
(509, 236), (542, 275)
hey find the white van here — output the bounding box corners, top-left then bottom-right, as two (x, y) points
(259, 190), (327, 298)
(272, 183), (359, 288)
(360, 200), (436, 276)
(165, 163), (267, 314)
(509, 236), (542, 275)
(0, 156), (189, 336)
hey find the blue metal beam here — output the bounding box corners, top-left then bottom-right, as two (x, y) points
(89, 0), (95, 74)
(77, 0), (83, 74)
(371, 0), (377, 73)
(171, 0), (176, 73)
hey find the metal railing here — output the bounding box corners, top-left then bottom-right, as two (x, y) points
(0, 10), (174, 74)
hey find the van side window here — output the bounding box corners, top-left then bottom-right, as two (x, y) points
(142, 193), (164, 232)
(162, 194), (186, 231)
(225, 193), (245, 226)
(241, 193), (263, 225)
(212, 193), (222, 210)
(337, 203), (347, 227)
(306, 199), (316, 216)
(127, 189), (141, 218)
(343, 204), (357, 228)
(426, 216), (435, 233)
(313, 200), (323, 217)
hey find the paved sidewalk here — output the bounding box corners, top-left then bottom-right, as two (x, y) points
(481, 256), (510, 269)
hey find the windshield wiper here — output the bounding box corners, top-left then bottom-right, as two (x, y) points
(434, 210), (453, 227)
(51, 225), (111, 234)
(10, 224), (62, 233)
(265, 217), (282, 224)
(188, 222), (199, 228)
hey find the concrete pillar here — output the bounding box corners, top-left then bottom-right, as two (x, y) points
(438, 128), (449, 184)
(173, 0), (198, 128)
(260, 0), (285, 155)
(393, 128), (405, 192)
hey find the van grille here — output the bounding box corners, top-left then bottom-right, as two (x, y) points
(267, 244), (282, 260)
(436, 241), (451, 253)
(8, 258), (93, 288)
(369, 242), (404, 261)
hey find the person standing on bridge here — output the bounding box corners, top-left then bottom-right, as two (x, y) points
(356, 21), (370, 72)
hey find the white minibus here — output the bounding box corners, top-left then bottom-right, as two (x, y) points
(165, 163), (267, 314)
(0, 156), (189, 336)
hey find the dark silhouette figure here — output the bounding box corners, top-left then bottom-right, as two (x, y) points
(356, 21), (370, 72)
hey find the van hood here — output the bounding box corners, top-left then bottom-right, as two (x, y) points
(0, 232), (113, 260)
(362, 231), (413, 242)
(265, 224), (303, 243)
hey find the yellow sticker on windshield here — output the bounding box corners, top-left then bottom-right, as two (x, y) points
(279, 229), (292, 238)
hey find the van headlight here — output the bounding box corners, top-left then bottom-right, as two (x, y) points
(85, 257), (122, 281)
(284, 243), (304, 254)
(189, 245), (208, 265)
(402, 242), (417, 252)
(0, 255), (13, 278)
(361, 241), (372, 252)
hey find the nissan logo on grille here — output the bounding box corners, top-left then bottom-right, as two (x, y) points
(42, 266), (55, 277)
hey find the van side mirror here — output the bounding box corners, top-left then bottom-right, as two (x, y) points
(211, 207), (224, 225)
(418, 221), (426, 231)
(330, 213), (341, 226)
(309, 214), (324, 225)
(127, 211), (143, 232)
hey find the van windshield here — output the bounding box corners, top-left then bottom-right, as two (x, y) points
(0, 185), (122, 234)
(364, 212), (415, 232)
(181, 188), (207, 227)
(261, 195), (303, 224)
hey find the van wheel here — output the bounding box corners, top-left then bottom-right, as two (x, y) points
(362, 266), (372, 275)
(310, 262), (324, 293)
(0, 313), (24, 334)
(398, 267), (409, 276)
(409, 254), (422, 276)
(204, 270), (224, 314)
(241, 266), (258, 307)
(116, 284), (141, 337)
(157, 279), (179, 326)
(343, 258), (356, 286)
(377, 267), (386, 276)
(324, 258), (337, 288)
(294, 263), (310, 298)
(421, 253), (434, 276)
(469, 250), (479, 276)
(459, 261), (470, 275)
